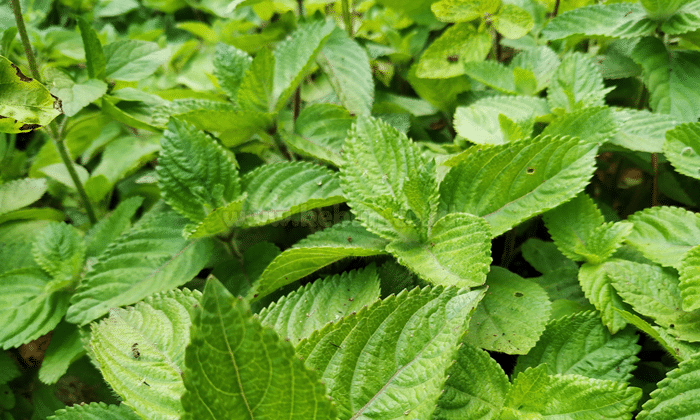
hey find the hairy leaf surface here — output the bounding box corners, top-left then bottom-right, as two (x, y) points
(548, 52), (611, 113)
(542, 3), (656, 40)
(48, 402), (142, 420)
(578, 262), (630, 334)
(664, 122), (700, 180)
(679, 245), (700, 311)
(415, 23), (491, 79)
(637, 353), (700, 419)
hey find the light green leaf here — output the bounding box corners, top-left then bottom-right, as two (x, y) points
(615, 309), (684, 362)
(213, 43), (251, 101)
(503, 365), (641, 419)
(253, 221), (389, 300)
(640, 0), (691, 20)
(632, 37), (700, 122)
(509, 45), (560, 92)
(541, 3), (656, 40)
(316, 27), (374, 116)
(0, 56), (62, 133)
(464, 266), (551, 354)
(407, 63), (472, 112)
(611, 108), (678, 153)
(89, 289), (201, 420)
(462, 61), (520, 95)
(679, 245), (700, 312)
(43, 68), (107, 117)
(38, 321), (84, 385)
(84, 196), (143, 258)
(181, 278), (337, 420)
(662, 0), (700, 34)
(76, 15), (106, 79)
(493, 4), (534, 39)
(0, 177), (47, 216)
(38, 162), (89, 191)
(580, 221), (634, 265)
(578, 261), (629, 333)
(297, 286), (485, 419)
(103, 40), (169, 81)
(453, 95), (549, 145)
(236, 47), (274, 113)
(415, 23), (491, 79)
(431, 0), (501, 22)
(664, 122), (700, 180)
(441, 135), (599, 237)
(66, 203), (214, 325)
(184, 194), (247, 238)
(48, 402), (141, 420)
(157, 119), (241, 223)
(240, 161), (344, 228)
(544, 193), (605, 262)
(548, 52), (611, 113)
(32, 222), (85, 281)
(259, 265), (381, 343)
(541, 106), (618, 145)
(386, 212), (492, 288)
(638, 353), (700, 419)
(513, 311), (640, 382)
(626, 206), (700, 268)
(272, 19), (336, 112)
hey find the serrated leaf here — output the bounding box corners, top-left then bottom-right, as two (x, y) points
(66, 204), (213, 325)
(38, 321), (83, 385)
(679, 245), (700, 312)
(640, 0), (691, 20)
(272, 19), (336, 112)
(32, 222), (85, 281)
(43, 68), (107, 117)
(664, 122), (700, 180)
(297, 286), (485, 419)
(89, 289), (201, 420)
(184, 194), (247, 238)
(548, 52), (611, 113)
(84, 196), (143, 258)
(513, 311), (640, 382)
(543, 193), (608, 262)
(453, 95), (549, 145)
(76, 16), (106, 79)
(213, 242), (280, 298)
(181, 278), (336, 420)
(236, 47), (274, 113)
(464, 267), (550, 354)
(240, 161), (344, 228)
(632, 36), (700, 122)
(213, 43), (252, 102)
(541, 106), (617, 145)
(615, 309), (685, 362)
(509, 46), (560, 92)
(103, 40), (169, 81)
(462, 61), (520, 95)
(493, 4), (534, 39)
(48, 402), (141, 420)
(433, 342), (508, 420)
(503, 365), (641, 419)
(579, 221), (633, 265)
(386, 212), (492, 288)
(431, 0), (501, 22)
(626, 206), (700, 268)
(316, 27), (374, 116)
(157, 119), (241, 223)
(611, 108), (679, 153)
(638, 353), (700, 419)
(282, 104), (354, 166)
(259, 265), (381, 343)
(0, 177), (47, 216)
(441, 135), (598, 237)
(578, 262), (629, 333)
(0, 56), (62, 133)
(415, 23), (491, 79)
(662, 0), (700, 34)
(542, 3), (656, 40)
(407, 63), (472, 111)
(253, 221), (389, 299)
(522, 238), (577, 275)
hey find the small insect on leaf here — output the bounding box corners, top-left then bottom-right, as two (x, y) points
(447, 54), (459, 62)
(132, 343), (140, 359)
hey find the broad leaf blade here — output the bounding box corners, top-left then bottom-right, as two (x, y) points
(611, 108), (679, 153)
(679, 245), (700, 312)
(637, 353), (700, 419)
(282, 104), (354, 166)
(542, 3), (656, 40)
(541, 106), (618, 145)
(431, 0), (501, 22)
(44, 68), (107, 117)
(213, 43), (252, 102)
(48, 402), (141, 420)
(640, 0), (691, 20)
(543, 193), (605, 262)
(103, 40), (169, 81)
(236, 48), (274, 113)
(415, 23), (491, 79)
(548, 52), (610, 113)
(662, 0), (700, 34)
(76, 16), (106, 79)
(664, 122), (700, 180)
(493, 4), (534, 39)
(578, 261), (630, 334)
(0, 178), (47, 216)
(32, 222), (85, 281)
(84, 196), (144, 258)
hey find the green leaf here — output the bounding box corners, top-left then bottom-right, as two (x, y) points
(544, 193), (604, 262)
(43, 67), (107, 117)
(407, 63), (472, 112)
(503, 365), (641, 419)
(297, 286), (485, 419)
(48, 402), (142, 420)
(213, 43), (252, 101)
(76, 15), (106, 79)
(664, 122), (700, 180)
(509, 45), (560, 92)
(640, 0), (691, 20)
(0, 177), (47, 216)
(661, 0), (700, 34)
(240, 161), (344, 228)
(184, 194), (247, 238)
(632, 37), (700, 121)
(38, 321), (83, 385)
(611, 109), (678, 153)
(441, 135), (599, 237)
(431, 0), (501, 22)
(272, 19), (336, 112)
(433, 342), (509, 420)
(32, 222), (85, 281)
(259, 265), (381, 343)
(386, 212), (492, 288)
(236, 47), (274, 113)
(463, 60), (520, 95)
(415, 23), (491, 79)
(89, 289), (201, 420)
(580, 222), (634, 265)
(578, 261), (630, 334)
(212, 242), (280, 298)
(513, 311), (640, 382)
(453, 95), (549, 145)
(541, 3), (656, 40)
(541, 106), (618, 145)
(548, 52), (612, 113)
(181, 278), (337, 420)
(316, 27), (374, 116)
(66, 203), (214, 325)
(679, 245), (700, 312)
(84, 196), (143, 258)
(0, 56), (62, 133)
(615, 309), (685, 362)
(157, 119), (241, 223)
(464, 266), (551, 354)
(493, 4), (534, 39)
(0, 350), (21, 384)
(103, 40), (169, 81)
(252, 221), (389, 300)
(638, 353), (700, 419)
(626, 206), (700, 268)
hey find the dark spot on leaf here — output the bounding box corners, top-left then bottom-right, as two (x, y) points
(51, 94), (63, 113)
(131, 343), (140, 359)
(19, 123), (41, 131)
(348, 297), (354, 302)
(430, 242), (435, 247)
(447, 54), (459, 62)
(526, 167), (535, 174)
(0, 115), (6, 119)
(514, 292), (524, 297)
(347, 237), (352, 243)
(11, 63), (32, 82)
(669, 324), (675, 328)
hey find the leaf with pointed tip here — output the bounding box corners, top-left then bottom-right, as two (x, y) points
(679, 245), (700, 312)
(282, 104), (354, 166)
(184, 194), (247, 238)
(0, 178), (47, 216)
(415, 23), (491, 79)
(431, 0), (501, 22)
(578, 221), (634, 265)
(386, 213), (491, 288)
(548, 52), (611, 113)
(253, 221), (389, 300)
(48, 402), (141, 420)
(297, 286), (485, 419)
(441, 135), (599, 237)
(611, 108), (678, 153)
(541, 106), (617, 145)
(464, 267), (550, 354)
(637, 352), (700, 419)
(541, 3), (656, 40)
(615, 309), (685, 362)
(76, 16), (106, 79)
(578, 262), (630, 334)
(84, 196), (144, 258)
(509, 46), (560, 92)
(462, 61), (520, 95)
(32, 222), (85, 281)
(103, 40), (169, 81)
(493, 4), (534, 39)
(640, 0), (692, 20)
(240, 162), (344, 228)
(88, 289), (201, 420)
(662, 0), (700, 34)
(213, 43), (252, 102)
(181, 278), (337, 420)
(39, 321), (83, 385)
(259, 265), (381, 343)
(236, 48), (274, 113)
(43, 67), (107, 117)
(664, 122), (700, 181)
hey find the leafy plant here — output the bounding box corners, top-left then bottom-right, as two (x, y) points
(2, 0), (700, 419)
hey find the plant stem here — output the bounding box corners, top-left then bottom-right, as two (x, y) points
(10, 0), (97, 225)
(552, 0), (560, 17)
(651, 152), (659, 207)
(341, 0), (353, 37)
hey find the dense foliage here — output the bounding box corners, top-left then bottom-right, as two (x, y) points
(2, 0), (700, 418)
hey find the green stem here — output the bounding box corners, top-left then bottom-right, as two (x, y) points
(341, 0), (353, 37)
(10, 0), (97, 225)
(651, 152), (659, 207)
